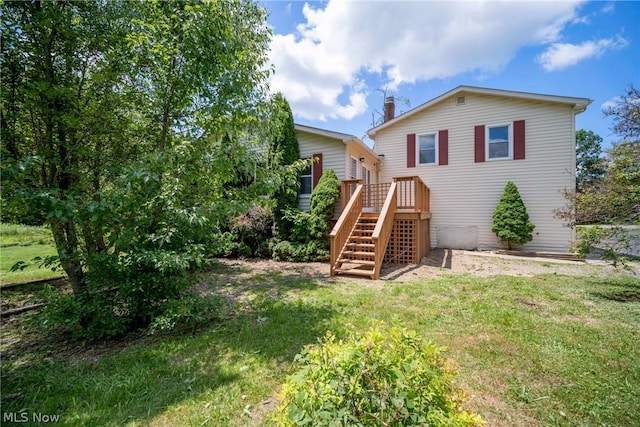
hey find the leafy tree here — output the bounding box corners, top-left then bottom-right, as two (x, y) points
(603, 85), (640, 140)
(492, 181), (535, 250)
(556, 86), (639, 265)
(1, 0), (274, 337)
(576, 129), (605, 192)
(269, 93), (301, 238)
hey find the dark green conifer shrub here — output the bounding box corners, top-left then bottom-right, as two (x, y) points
(492, 181), (535, 249)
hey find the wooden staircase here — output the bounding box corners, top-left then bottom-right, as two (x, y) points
(330, 176), (431, 280)
(333, 212), (379, 277)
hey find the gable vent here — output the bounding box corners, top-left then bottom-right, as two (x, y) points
(456, 96), (466, 105)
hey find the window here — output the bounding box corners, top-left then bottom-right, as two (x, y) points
(361, 165), (371, 184)
(300, 161), (312, 195)
(487, 124), (511, 160)
(350, 157), (358, 179)
(418, 133), (437, 165)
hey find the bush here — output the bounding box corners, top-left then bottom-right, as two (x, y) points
(492, 181), (535, 249)
(309, 169), (340, 242)
(271, 240), (329, 262)
(272, 325), (484, 426)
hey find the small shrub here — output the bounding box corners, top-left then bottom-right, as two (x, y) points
(492, 181), (535, 249)
(272, 325), (484, 426)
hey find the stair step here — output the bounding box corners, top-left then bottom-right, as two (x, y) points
(353, 230), (373, 235)
(339, 258), (375, 266)
(335, 268), (375, 277)
(361, 212), (380, 218)
(342, 250), (375, 258)
(349, 236), (374, 242)
(346, 243), (375, 249)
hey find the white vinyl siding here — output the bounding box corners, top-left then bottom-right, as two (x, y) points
(374, 93), (576, 252)
(295, 130), (346, 211)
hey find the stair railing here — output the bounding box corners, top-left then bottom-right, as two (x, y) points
(393, 176), (430, 212)
(371, 182), (397, 279)
(330, 184), (364, 276)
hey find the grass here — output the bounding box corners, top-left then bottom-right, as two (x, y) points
(0, 223), (59, 285)
(1, 266), (639, 426)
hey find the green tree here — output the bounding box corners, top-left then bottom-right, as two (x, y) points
(492, 181), (535, 250)
(1, 0), (273, 336)
(576, 129), (605, 192)
(269, 93), (301, 238)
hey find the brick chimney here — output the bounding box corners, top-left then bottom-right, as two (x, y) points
(383, 96), (395, 122)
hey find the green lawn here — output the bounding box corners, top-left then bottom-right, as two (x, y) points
(1, 265), (639, 426)
(0, 223), (59, 285)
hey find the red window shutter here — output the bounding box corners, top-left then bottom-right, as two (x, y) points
(312, 153), (323, 188)
(407, 134), (416, 168)
(513, 120), (525, 160)
(474, 125), (485, 163)
(438, 129), (448, 166)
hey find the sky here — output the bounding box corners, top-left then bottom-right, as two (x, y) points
(261, 0), (639, 150)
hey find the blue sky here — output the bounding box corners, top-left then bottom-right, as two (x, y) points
(261, 0), (639, 150)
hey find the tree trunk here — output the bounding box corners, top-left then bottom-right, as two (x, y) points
(50, 219), (86, 296)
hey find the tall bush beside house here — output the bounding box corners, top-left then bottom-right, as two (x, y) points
(492, 181), (535, 250)
(269, 93), (301, 239)
(309, 169), (340, 243)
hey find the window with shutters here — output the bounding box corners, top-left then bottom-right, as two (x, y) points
(487, 124), (512, 160)
(418, 133), (438, 165)
(300, 160), (312, 195)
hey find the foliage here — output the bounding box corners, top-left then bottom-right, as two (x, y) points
(148, 292), (225, 335)
(271, 240), (329, 262)
(603, 85), (640, 140)
(308, 169), (340, 243)
(272, 325), (484, 426)
(270, 169), (339, 262)
(229, 204), (274, 257)
(557, 85), (639, 266)
(0, 0), (274, 336)
(492, 181), (535, 250)
(574, 226), (637, 268)
(269, 93), (301, 238)
(576, 129), (606, 192)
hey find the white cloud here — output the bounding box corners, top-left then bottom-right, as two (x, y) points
(537, 35), (628, 71)
(268, 0), (583, 121)
(601, 96), (621, 111)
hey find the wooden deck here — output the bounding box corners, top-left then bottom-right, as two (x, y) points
(330, 176), (431, 279)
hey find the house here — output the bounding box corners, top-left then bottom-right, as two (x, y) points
(294, 123), (379, 212)
(327, 85), (591, 279)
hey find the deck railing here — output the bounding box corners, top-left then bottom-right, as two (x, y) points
(340, 179), (362, 214)
(393, 176), (430, 212)
(330, 184), (363, 276)
(363, 182), (391, 211)
(371, 182), (397, 279)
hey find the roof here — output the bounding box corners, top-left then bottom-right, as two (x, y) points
(295, 123), (379, 158)
(367, 85), (592, 138)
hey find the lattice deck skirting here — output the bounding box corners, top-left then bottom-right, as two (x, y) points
(384, 214), (430, 265)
